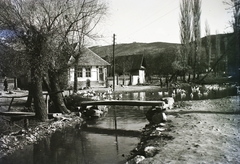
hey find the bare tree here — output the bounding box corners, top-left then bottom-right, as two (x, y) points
(0, 0), (107, 121)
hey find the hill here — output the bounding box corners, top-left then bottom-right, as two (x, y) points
(89, 42), (180, 58)
(90, 33), (235, 59)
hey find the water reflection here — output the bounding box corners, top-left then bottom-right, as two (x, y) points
(0, 85), (237, 164)
(0, 105), (148, 164)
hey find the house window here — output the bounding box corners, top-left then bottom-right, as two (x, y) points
(77, 67), (82, 77)
(86, 67), (91, 77)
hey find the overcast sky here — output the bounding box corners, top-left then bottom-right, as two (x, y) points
(91, 0), (234, 46)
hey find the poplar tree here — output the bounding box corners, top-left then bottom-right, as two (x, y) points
(191, 0), (202, 80)
(179, 0), (192, 81)
(204, 20), (212, 72)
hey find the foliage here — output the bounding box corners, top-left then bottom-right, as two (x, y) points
(146, 46), (178, 77)
(0, 0), (107, 121)
(0, 44), (28, 77)
(179, 0), (191, 66)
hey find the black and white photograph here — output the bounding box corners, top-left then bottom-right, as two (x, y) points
(0, 0), (239, 163)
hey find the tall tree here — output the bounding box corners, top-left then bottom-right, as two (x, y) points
(191, 0), (202, 80)
(233, 0), (240, 83)
(224, 37), (228, 74)
(0, 0), (107, 121)
(224, 0), (240, 82)
(179, 0), (192, 81)
(215, 30), (221, 76)
(204, 20), (212, 71)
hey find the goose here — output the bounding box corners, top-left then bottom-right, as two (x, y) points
(180, 91), (186, 100)
(197, 91), (202, 99)
(164, 91), (169, 96)
(190, 93), (194, 99)
(171, 92), (176, 98)
(158, 91), (163, 96)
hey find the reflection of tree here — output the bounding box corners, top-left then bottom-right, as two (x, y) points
(32, 128), (94, 164)
(33, 137), (51, 164)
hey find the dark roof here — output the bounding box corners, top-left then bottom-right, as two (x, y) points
(69, 47), (110, 66)
(115, 54), (146, 74)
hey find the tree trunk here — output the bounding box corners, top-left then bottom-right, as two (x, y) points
(13, 77), (17, 90)
(43, 70), (70, 114)
(73, 54), (80, 93)
(32, 74), (48, 121)
(73, 64), (78, 93)
(187, 73), (191, 82)
(165, 76), (169, 89)
(25, 82), (33, 111)
(183, 73), (186, 82)
(159, 77), (163, 88)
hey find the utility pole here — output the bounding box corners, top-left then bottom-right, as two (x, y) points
(113, 34), (116, 91)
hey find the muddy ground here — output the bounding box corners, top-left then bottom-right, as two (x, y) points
(134, 96), (240, 164)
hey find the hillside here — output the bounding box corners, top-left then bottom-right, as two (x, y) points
(90, 33), (235, 59)
(89, 42), (180, 58)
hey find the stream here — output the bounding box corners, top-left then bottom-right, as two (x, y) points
(0, 85), (238, 164)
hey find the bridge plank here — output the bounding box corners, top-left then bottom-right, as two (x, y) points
(80, 100), (165, 106)
(0, 111), (35, 116)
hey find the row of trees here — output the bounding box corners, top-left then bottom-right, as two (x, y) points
(232, 0), (240, 84)
(0, 0), (107, 121)
(179, 0), (203, 81)
(178, 0), (240, 83)
(141, 33), (235, 87)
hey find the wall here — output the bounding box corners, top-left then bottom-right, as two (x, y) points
(68, 66), (107, 88)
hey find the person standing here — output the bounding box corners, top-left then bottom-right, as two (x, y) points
(3, 76), (8, 91)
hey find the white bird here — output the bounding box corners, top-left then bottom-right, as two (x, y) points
(117, 94), (123, 100)
(107, 89), (113, 94)
(190, 93), (194, 99)
(164, 91), (169, 96)
(180, 91), (186, 100)
(158, 91), (163, 96)
(197, 91), (202, 99)
(171, 92), (176, 98)
(203, 90), (209, 97)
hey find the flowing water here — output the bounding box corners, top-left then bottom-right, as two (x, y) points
(0, 85), (238, 164)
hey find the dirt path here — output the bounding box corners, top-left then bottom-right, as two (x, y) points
(140, 96), (240, 164)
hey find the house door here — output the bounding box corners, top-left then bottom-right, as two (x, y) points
(99, 68), (104, 81)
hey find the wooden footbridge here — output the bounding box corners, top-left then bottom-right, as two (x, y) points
(80, 100), (166, 108)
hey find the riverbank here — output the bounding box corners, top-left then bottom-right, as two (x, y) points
(1, 86), (239, 163)
(127, 96), (240, 164)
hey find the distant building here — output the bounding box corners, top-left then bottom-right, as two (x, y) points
(115, 54), (146, 85)
(68, 47), (110, 88)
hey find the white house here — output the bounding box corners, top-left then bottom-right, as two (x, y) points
(68, 47), (110, 88)
(115, 54), (146, 85)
